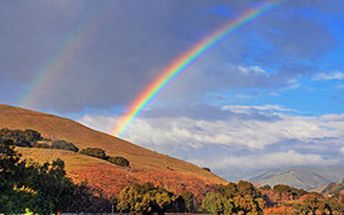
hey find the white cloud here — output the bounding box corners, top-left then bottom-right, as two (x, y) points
(221, 104), (293, 115)
(79, 110), (344, 150)
(286, 78), (301, 89)
(312, 71), (344, 81)
(238, 65), (268, 76)
(191, 150), (339, 170)
(78, 114), (117, 134)
(78, 107), (344, 170)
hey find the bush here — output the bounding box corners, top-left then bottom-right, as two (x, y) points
(261, 184), (272, 190)
(0, 128), (31, 147)
(0, 128), (42, 147)
(107, 156), (130, 167)
(51, 140), (79, 152)
(203, 167), (211, 172)
(117, 183), (176, 213)
(80, 147), (107, 160)
(23, 129), (42, 142)
(32, 142), (51, 149)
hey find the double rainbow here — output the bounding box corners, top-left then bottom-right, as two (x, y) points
(113, 0), (284, 137)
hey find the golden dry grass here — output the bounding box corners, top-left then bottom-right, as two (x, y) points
(0, 104), (226, 196)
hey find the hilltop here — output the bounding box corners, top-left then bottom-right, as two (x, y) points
(249, 167), (344, 191)
(0, 104), (225, 197)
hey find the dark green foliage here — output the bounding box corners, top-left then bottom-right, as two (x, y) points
(26, 158), (76, 213)
(0, 128), (31, 147)
(80, 147), (107, 160)
(180, 191), (196, 212)
(0, 141), (111, 213)
(32, 142), (51, 149)
(51, 140), (79, 152)
(116, 183), (178, 213)
(0, 140), (28, 213)
(64, 182), (111, 213)
(22, 129), (42, 142)
(273, 184), (306, 198)
(237, 180), (258, 196)
(0, 128), (42, 147)
(0, 128), (79, 153)
(202, 181), (265, 215)
(203, 167), (211, 172)
(261, 184), (272, 190)
(107, 156), (130, 167)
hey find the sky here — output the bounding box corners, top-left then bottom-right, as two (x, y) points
(1, 0), (344, 180)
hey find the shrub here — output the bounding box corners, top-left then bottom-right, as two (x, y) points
(180, 191), (196, 212)
(51, 140), (79, 152)
(261, 184), (272, 190)
(32, 142), (51, 149)
(80, 147), (107, 160)
(273, 184), (306, 200)
(107, 156), (130, 167)
(0, 128), (42, 147)
(23, 129), (42, 142)
(203, 167), (211, 172)
(116, 183), (175, 213)
(0, 128), (31, 147)
(273, 184), (292, 194)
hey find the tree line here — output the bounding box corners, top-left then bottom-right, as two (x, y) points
(0, 128), (130, 167)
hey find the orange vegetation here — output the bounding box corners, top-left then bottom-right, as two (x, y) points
(0, 104), (226, 197)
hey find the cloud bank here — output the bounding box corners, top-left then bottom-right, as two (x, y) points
(79, 105), (344, 177)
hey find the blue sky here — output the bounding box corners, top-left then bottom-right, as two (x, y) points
(1, 0), (344, 180)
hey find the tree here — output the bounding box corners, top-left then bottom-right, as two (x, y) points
(27, 159), (76, 214)
(237, 181), (258, 197)
(0, 128), (42, 147)
(0, 139), (110, 214)
(0, 140), (30, 213)
(80, 147), (107, 160)
(116, 183), (176, 214)
(107, 156), (130, 167)
(202, 181), (265, 215)
(202, 192), (225, 215)
(51, 140), (79, 152)
(180, 191), (196, 212)
(23, 129), (42, 142)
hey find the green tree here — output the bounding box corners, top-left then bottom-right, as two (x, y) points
(0, 140), (32, 213)
(51, 140), (79, 152)
(116, 183), (176, 214)
(202, 192), (225, 215)
(80, 147), (107, 160)
(27, 159), (76, 214)
(107, 156), (130, 167)
(0, 138), (112, 214)
(180, 191), (196, 212)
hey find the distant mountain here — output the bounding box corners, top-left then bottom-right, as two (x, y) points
(249, 167), (344, 191)
(0, 104), (226, 197)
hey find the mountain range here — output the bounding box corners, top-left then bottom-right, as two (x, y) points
(249, 167), (344, 191)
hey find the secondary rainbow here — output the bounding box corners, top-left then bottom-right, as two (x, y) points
(19, 3), (112, 107)
(113, 0), (284, 137)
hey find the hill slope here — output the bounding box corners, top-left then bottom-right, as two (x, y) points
(250, 167), (344, 191)
(0, 104), (225, 196)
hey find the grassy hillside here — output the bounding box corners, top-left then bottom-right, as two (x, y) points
(0, 104), (225, 197)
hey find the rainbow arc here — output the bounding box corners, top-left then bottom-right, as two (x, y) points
(113, 0), (285, 137)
